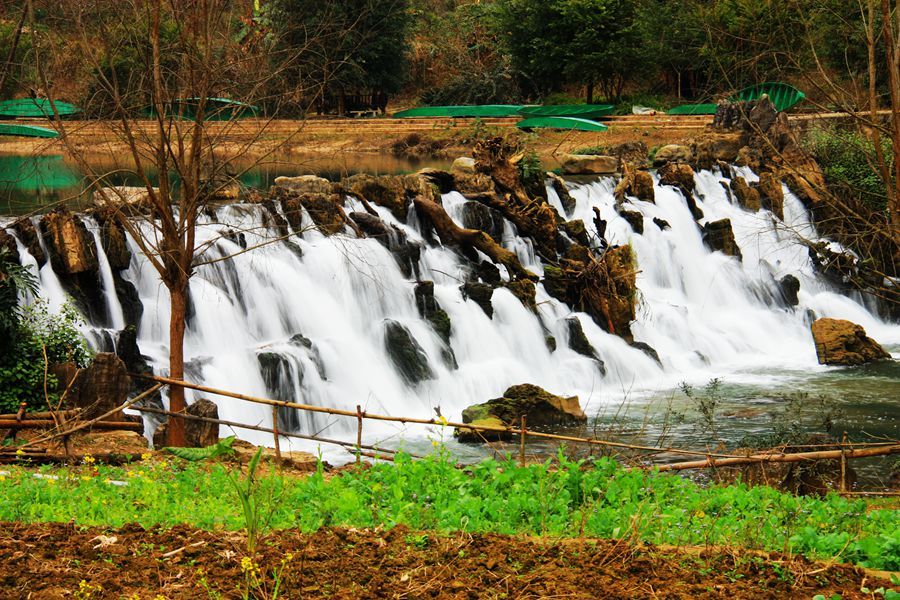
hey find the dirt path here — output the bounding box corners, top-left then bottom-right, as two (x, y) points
(0, 523), (891, 599)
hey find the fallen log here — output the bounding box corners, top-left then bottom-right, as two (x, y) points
(0, 420), (143, 431)
(652, 444), (900, 472)
(0, 410), (80, 421)
(413, 195), (538, 281)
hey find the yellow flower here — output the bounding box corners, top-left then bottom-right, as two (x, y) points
(0, 475), (6, 482)
(83, 454), (95, 466)
(694, 510), (706, 519)
(15, 449), (24, 456)
(431, 440), (440, 448)
(437, 415), (448, 427)
(141, 452), (152, 461)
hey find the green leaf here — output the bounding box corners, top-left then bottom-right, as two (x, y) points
(163, 436), (236, 461)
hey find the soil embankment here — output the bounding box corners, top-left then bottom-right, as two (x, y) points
(0, 523), (891, 599)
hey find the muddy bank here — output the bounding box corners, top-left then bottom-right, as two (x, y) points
(0, 523), (889, 599)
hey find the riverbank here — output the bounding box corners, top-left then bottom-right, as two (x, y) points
(1, 522), (892, 599)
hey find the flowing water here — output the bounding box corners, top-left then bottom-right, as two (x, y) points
(3, 162), (899, 475)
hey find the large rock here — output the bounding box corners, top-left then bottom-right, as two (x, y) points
(755, 172), (785, 220)
(277, 191), (348, 235)
(384, 320), (434, 384)
(460, 281), (494, 318)
(702, 219), (742, 260)
(503, 279), (537, 312)
(658, 162), (696, 195)
(560, 219), (590, 246)
(9, 219), (45, 266)
(778, 274), (801, 307)
(565, 317), (605, 373)
(548, 173), (576, 215)
(94, 214), (131, 270)
(810, 318), (890, 366)
(561, 154), (618, 175)
(653, 144), (693, 166)
(152, 399), (220, 449)
(344, 174), (435, 221)
(0, 229), (17, 258)
(691, 133), (744, 169)
(414, 281), (452, 343)
(451, 156), (476, 174)
(39, 209), (98, 275)
(51, 353), (131, 420)
(273, 175), (333, 195)
(730, 176), (761, 211)
(619, 208), (644, 234)
(458, 383), (586, 439)
(460, 201), (503, 242)
(93, 186), (156, 211)
(614, 168), (655, 204)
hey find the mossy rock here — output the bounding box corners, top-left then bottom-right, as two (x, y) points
(384, 320), (434, 385)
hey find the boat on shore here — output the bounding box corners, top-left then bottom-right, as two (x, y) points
(516, 116), (609, 132)
(0, 99), (81, 119)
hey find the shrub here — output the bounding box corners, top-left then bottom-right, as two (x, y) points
(0, 299), (92, 413)
(803, 125), (894, 212)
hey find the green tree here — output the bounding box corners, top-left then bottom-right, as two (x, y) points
(271, 0), (413, 113)
(496, 0), (646, 102)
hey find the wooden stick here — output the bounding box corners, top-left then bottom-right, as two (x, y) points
(520, 416), (526, 467)
(271, 405), (282, 469)
(840, 431), (848, 493)
(356, 404), (363, 465)
(650, 445), (900, 472)
(0, 420), (142, 430)
(0, 410), (80, 420)
(134, 374), (741, 459)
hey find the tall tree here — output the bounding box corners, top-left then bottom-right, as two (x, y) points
(496, 0), (646, 102)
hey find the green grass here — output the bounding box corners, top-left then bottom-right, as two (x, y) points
(1, 451), (898, 570)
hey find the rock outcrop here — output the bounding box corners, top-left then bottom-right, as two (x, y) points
(561, 154), (618, 175)
(153, 398), (221, 449)
(653, 144), (692, 166)
(810, 318), (891, 366)
(702, 219), (742, 260)
(40, 209), (99, 275)
(455, 383), (586, 443)
(778, 275), (801, 307)
(50, 353), (131, 420)
(614, 166), (655, 204)
(414, 281), (452, 343)
(384, 320), (434, 384)
(730, 176), (761, 211)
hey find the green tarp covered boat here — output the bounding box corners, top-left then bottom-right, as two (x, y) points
(518, 104), (615, 119)
(732, 82), (806, 112)
(0, 123), (59, 138)
(150, 97), (260, 120)
(0, 99), (81, 119)
(667, 103), (718, 116)
(516, 117), (609, 132)
(393, 105), (523, 118)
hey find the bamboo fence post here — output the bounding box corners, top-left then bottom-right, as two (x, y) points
(519, 416), (526, 467)
(356, 405), (363, 465)
(840, 432), (848, 493)
(272, 405), (282, 469)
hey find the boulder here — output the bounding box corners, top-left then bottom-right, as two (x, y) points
(810, 318), (890, 366)
(460, 281), (494, 318)
(451, 156), (476, 174)
(453, 171), (496, 196)
(93, 186), (156, 211)
(619, 208), (644, 234)
(416, 168), (455, 194)
(755, 172), (785, 220)
(691, 133), (744, 169)
(0, 229), (17, 258)
(95, 215), (131, 270)
(184, 399), (220, 448)
(565, 317), (605, 373)
(730, 176), (761, 211)
(561, 154), (618, 175)
(51, 353), (131, 420)
(344, 174), (434, 221)
(614, 168), (655, 204)
(503, 279), (537, 312)
(653, 217), (670, 231)
(476, 260), (502, 285)
(778, 274), (801, 307)
(702, 219), (742, 260)
(458, 384), (586, 438)
(9, 219), (45, 266)
(277, 192), (348, 235)
(461, 201), (503, 242)
(653, 144), (693, 166)
(548, 173), (576, 215)
(39, 209), (99, 275)
(630, 341), (662, 365)
(606, 141), (648, 165)
(454, 416), (511, 443)
(384, 320), (434, 384)
(658, 162), (696, 195)
(560, 219), (590, 246)
(414, 281), (452, 343)
(273, 175), (333, 195)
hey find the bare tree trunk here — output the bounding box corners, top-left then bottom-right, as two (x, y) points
(166, 284), (188, 447)
(882, 0), (900, 241)
(586, 80), (594, 104)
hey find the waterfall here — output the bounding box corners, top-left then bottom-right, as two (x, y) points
(5, 167), (898, 458)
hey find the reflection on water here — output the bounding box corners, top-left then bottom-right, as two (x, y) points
(0, 152), (451, 216)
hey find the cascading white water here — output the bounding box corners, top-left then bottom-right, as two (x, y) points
(6, 167), (898, 459)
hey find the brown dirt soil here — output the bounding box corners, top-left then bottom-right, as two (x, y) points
(0, 523), (892, 599)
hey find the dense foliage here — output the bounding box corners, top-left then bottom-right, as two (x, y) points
(2, 452), (898, 570)
(0, 252), (92, 412)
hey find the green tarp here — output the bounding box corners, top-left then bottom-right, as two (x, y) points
(518, 104), (615, 119)
(516, 117), (609, 132)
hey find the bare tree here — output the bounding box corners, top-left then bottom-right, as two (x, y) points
(27, 0), (318, 445)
